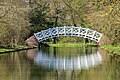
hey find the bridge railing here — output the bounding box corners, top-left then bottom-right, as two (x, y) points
(34, 26), (103, 42)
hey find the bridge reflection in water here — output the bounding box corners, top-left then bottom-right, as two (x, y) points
(33, 49), (102, 70)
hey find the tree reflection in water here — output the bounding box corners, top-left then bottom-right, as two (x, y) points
(27, 47), (103, 80)
(0, 47), (119, 80)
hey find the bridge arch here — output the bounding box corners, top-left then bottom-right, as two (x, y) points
(34, 26), (103, 43)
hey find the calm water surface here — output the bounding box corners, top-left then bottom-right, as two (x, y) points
(0, 47), (120, 80)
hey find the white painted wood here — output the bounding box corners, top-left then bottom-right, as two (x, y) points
(34, 26), (103, 43)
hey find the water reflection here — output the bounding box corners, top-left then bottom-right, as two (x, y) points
(0, 47), (120, 80)
(28, 47), (102, 70)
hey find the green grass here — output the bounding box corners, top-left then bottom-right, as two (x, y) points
(13, 45), (37, 49)
(45, 42), (97, 47)
(0, 45), (37, 53)
(0, 48), (13, 53)
(101, 45), (120, 54)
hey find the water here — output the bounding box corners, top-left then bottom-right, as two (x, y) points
(0, 47), (120, 80)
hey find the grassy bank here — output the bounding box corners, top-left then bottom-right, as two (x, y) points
(0, 45), (37, 53)
(101, 45), (120, 55)
(0, 49), (13, 53)
(45, 42), (97, 47)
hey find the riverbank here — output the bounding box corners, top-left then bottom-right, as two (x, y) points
(101, 45), (120, 55)
(0, 45), (37, 53)
(45, 42), (98, 47)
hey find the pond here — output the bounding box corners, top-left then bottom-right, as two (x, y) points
(0, 47), (120, 80)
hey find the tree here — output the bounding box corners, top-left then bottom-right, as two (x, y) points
(0, 1), (30, 48)
(90, 0), (120, 44)
(28, 1), (52, 35)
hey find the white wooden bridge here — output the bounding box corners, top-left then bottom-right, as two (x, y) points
(34, 26), (103, 43)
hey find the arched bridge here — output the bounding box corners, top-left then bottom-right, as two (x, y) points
(26, 26), (106, 46)
(34, 26), (103, 43)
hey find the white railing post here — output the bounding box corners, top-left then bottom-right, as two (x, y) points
(56, 27), (59, 37)
(84, 28), (89, 38)
(91, 30), (96, 41)
(97, 34), (103, 42)
(64, 26), (66, 36)
(49, 28), (52, 38)
(71, 26), (74, 36)
(34, 33), (39, 42)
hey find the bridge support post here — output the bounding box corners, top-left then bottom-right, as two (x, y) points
(53, 37), (56, 44)
(38, 42), (42, 49)
(84, 38), (89, 44)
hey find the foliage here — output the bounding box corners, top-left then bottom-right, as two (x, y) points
(0, 0), (120, 48)
(101, 45), (120, 54)
(28, 2), (52, 34)
(61, 0), (120, 44)
(89, 0), (120, 44)
(0, 1), (30, 48)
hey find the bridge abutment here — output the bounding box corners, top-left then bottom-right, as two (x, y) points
(25, 36), (39, 46)
(98, 36), (111, 46)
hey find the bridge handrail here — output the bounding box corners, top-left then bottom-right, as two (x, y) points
(34, 26), (103, 42)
